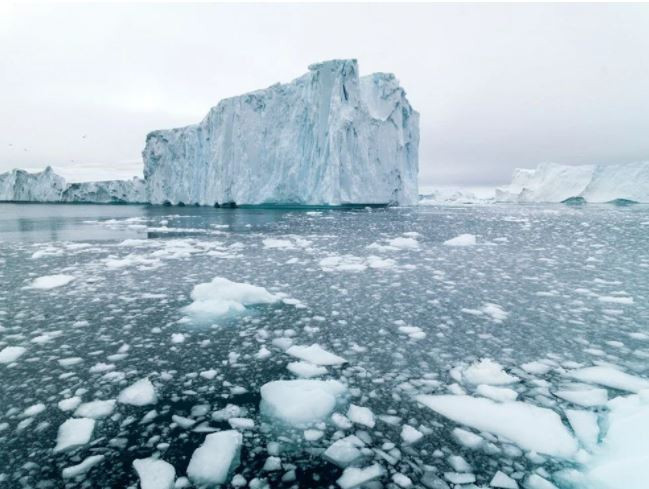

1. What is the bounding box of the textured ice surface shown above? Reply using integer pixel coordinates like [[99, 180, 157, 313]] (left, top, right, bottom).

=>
[[1, 203, 649, 488], [143, 59, 419, 206], [496, 161, 649, 203]]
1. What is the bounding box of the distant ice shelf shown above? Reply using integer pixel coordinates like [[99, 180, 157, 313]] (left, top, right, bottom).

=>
[[0, 166, 146, 204], [495, 161, 649, 203]]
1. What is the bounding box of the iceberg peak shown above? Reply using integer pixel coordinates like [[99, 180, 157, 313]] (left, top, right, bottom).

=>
[[143, 59, 419, 206]]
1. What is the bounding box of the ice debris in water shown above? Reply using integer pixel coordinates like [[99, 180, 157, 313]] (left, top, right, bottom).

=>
[[260, 379, 347, 426], [323, 435, 365, 467], [566, 366, 649, 393], [62, 454, 105, 479], [187, 430, 242, 486], [28, 274, 75, 289], [183, 276, 279, 319], [287, 361, 328, 378], [347, 404, 376, 428], [462, 359, 520, 385], [443, 234, 476, 246], [337, 464, 385, 489], [285, 344, 347, 365], [118, 378, 157, 406], [554, 388, 608, 407], [0, 346, 26, 364], [416, 394, 577, 458], [583, 390, 649, 489], [133, 458, 176, 489], [74, 399, 116, 419], [54, 418, 95, 452]]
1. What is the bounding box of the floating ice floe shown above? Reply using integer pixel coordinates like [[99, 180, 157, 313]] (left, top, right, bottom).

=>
[[0, 346, 26, 364], [462, 359, 520, 385], [565, 409, 599, 450], [476, 384, 518, 402], [583, 390, 649, 489], [319, 255, 397, 272], [554, 388, 608, 407], [443, 234, 476, 246], [118, 378, 157, 406], [28, 274, 75, 289], [566, 366, 649, 393], [260, 379, 347, 427], [400, 424, 424, 444], [187, 430, 242, 486], [133, 457, 176, 489], [62, 454, 105, 479], [287, 361, 328, 378], [323, 435, 365, 467], [54, 418, 96, 452], [74, 399, 116, 419], [347, 404, 376, 428], [490, 470, 519, 488], [416, 395, 578, 458], [337, 464, 385, 489], [183, 276, 279, 319], [286, 344, 347, 366]]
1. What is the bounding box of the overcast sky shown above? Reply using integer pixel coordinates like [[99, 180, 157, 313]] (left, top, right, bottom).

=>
[[1, 2, 649, 186]]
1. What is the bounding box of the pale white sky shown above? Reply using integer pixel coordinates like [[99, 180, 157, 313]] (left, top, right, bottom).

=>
[[1, 2, 649, 185]]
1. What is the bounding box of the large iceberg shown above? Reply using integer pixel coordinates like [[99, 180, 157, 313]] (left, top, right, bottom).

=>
[[143, 59, 419, 206], [0, 166, 146, 203], [495, 162, 649, 203]]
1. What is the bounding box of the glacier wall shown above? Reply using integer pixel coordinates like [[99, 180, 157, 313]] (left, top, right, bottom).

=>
[[143, 59, 419, 206], [495, 162, 649, 203], [0, 167, 146, 204]]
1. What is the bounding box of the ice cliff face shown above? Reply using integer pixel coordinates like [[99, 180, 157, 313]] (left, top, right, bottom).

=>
[[61, 178, 147, 203], [496, 162, 649, 203], [143, 59, 419, 206], [0, 167, 146, 203]]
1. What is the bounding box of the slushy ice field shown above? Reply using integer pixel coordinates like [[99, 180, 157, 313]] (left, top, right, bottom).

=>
[[1, 203, 648, 489]]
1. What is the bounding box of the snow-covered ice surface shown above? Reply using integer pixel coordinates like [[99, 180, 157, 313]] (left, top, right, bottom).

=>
[[1, 202, 649, 488]]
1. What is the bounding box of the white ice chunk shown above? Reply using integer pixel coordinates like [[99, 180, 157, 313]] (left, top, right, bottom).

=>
[[337, 464, 385, 489], [583, 391, 649, 489], [58, 396, 82, 412], [0, 346, 26, 364], [118, 378, 157, 406], [554, 388, 608, 407], [287, 361, 328, 378], [183, 277, 279, 318], [566, 366, 649, 393], [566, 409, 599, 450], [29, 274, 75, 289], [62, 454, 105, 479], [286, 344, 347, 366], [443, 234, 476, 246], [490, 470, 518, 488], [323, 435, 365, 467], [54, 418, 95, 452], [187, 430, 242, 486], [476, 384, 519, 402], [74, 400, 116, 419], [347, 404, 375, 428], [416, 395, 577, 458], [463, 359, 519, 385], [260, 379, 346, 426], [133, 457, 176, 489], [521, 362, 551, 375], [400, 424, 423, 444]]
